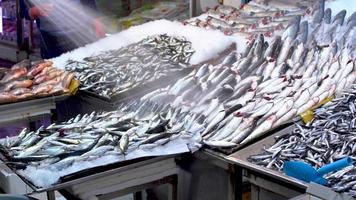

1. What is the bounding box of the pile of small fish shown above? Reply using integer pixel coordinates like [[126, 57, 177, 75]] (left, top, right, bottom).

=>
[[0, 60, 74, 104], [142, 34, 194, 63], [65, 34, 194, 98], [139, 1, 356, 148], [0, 99, 205, 185], [183, 1, 308, 39], [249, 85, 356, 197]]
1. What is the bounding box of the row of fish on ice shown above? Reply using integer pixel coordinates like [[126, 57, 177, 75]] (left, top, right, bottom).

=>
[[140, 0, 356, 148], [0, 99, 205, 186], [65, 34, 194, 99], [183, 0, 311, 39]]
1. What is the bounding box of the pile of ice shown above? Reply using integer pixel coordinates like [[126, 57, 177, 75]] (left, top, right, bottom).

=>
[[52, 19, 245, 68]]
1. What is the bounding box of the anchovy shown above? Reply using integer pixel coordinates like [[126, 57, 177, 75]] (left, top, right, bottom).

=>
[[249, 85, 356, 197], [65, 34, 194, 98]]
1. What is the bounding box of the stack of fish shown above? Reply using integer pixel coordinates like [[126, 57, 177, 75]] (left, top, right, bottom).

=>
[[183, 1, 308, 39], [0, 99, 205, 183], [65, 34, 194, 99], [249, 84, 356, 197], [139, 1, 356, 148], [142, 34, 194, 63], [0, 60, 74, 104]]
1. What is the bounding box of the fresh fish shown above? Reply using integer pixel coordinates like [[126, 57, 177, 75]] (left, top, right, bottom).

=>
[[264, 36, 281, 58], [66, 34, 194, 98], [282, 15, 301, 40], [241, 115, 277, 144], [277, 37, 294, 65], [323, 8, 331, 24], [119, 134, 129, 154], [203, 140, 236, 148], [273, 108, 297, 128], [296, 97, 319, 114], [311, 0, 325, 26], [210, 116, 243, 141], [294, 88, 311, 109], [228, 117, 257, 143], [202, 108, 226, 138], [249, 87, 356, 196]]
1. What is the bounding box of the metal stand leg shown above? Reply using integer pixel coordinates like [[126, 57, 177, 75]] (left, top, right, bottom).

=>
[[46, 191, 56, 200], [234, 166, 243, 200], [168, 175, 178, 200], [228, 165, 236, 200], [189, 0, 197, 17], [133, 191, 142, 200]]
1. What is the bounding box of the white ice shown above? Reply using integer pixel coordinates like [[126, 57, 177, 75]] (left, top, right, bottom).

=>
[[52, 19, 243, 68], [326, 0, 356, 18], [19, 131, 202, 188]]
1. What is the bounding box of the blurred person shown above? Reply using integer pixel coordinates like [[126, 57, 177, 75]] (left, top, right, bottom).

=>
[[20, 0, 105, 59]]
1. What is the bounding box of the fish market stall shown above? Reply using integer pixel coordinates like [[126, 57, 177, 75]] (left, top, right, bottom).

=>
[[57, 156, 179, 200], [52, 19, 241, 68], [249, 87, 356, 196], [24, 156, 180, 200], [227, 85, 356, 199], [0, 14, 243, 200], [195, 0, 355, 198], [65, 34, 195, 101], [0, 0, 355, 199], [226, 125, 308, 199], [50, 19, 241, 113], [183, 0, 310, 40], [0, 59, 76, 126], [124, 0, 356, 198], [138, 0, 356, 154], [0, 95, 206, 199]]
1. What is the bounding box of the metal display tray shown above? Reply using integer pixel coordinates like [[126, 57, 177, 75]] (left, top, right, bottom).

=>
[[226, 124, 309, 189], [78, 42, 238, 106], [0, 94, 70, 126], [0, 152, 178, 194], [0, 94, 69, 108]]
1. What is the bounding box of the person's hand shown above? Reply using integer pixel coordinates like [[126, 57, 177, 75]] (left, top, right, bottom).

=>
[[29, 4, 53, 19], [92, 18, 105, 39]]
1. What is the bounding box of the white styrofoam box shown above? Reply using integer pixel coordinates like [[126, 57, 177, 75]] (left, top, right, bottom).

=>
[[0, 162, 32, 194]]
